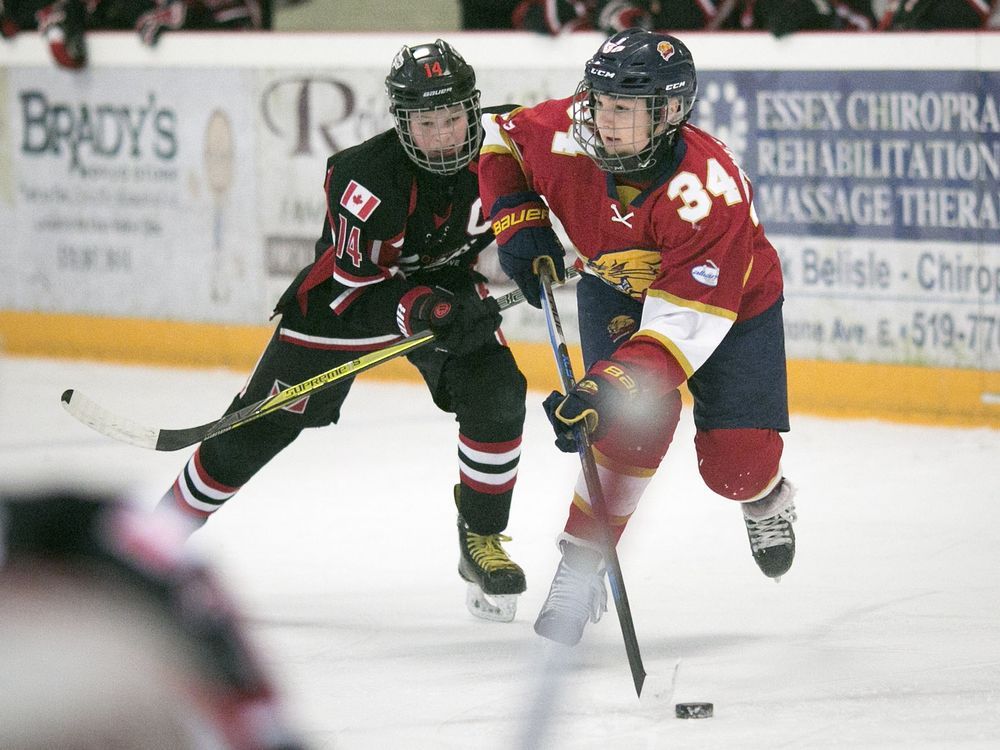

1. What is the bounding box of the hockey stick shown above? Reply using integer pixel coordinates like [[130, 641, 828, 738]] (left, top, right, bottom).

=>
[[62, 268, 580, 452], [535, 258, 647, 698]]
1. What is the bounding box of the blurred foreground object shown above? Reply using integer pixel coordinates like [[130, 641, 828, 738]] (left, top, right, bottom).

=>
[[0, 488, 305, 750]]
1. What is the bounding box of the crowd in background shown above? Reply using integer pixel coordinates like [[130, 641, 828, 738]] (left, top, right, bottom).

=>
[[460, 0, 1000, 34], [3, 1, 998, 71], [0, 0, 271, 68]]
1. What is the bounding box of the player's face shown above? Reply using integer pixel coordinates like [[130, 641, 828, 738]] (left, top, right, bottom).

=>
[[592, 94, 682, 156], [407, 105, 469, 158]]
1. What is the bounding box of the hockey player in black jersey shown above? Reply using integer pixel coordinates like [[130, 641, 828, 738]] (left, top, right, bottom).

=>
[[154, 40, 528, 622]]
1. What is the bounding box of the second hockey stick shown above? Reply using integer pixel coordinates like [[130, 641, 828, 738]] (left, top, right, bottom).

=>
[[62, 268, 580, 452], [535, 258, 647, 698]]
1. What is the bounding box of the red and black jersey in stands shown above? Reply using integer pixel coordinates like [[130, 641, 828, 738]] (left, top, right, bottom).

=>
[[479, 96, 783, 390]]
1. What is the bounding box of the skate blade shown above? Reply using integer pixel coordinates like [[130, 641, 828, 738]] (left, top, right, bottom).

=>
[[465, 583, 517, 623]]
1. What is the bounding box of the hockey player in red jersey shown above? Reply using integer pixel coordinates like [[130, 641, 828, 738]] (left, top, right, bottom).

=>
[[154, 40, 528, 623], [478, 28, 797, 645]]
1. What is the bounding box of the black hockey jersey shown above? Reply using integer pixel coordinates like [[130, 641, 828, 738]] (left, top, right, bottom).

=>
[[282, 110, 509, 347]]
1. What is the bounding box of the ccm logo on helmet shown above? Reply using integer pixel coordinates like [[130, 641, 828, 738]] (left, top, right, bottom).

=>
[[590, 67, 615, 78]]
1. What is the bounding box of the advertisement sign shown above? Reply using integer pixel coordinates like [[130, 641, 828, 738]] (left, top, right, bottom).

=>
[[1, 35, 996, 375], [2, 68, 263, 323], [696, 70, 1000, 370], [256, 68, 394, 304]]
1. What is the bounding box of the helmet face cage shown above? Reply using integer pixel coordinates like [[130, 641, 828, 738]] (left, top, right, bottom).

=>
[[386, 40, 483, 175], [572, 82, 690, 173], [392, 92, 482, 175], [572, 30, 697, 174]]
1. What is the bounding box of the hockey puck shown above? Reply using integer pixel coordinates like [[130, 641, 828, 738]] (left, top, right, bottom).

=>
[[675, 702, 713, 719]]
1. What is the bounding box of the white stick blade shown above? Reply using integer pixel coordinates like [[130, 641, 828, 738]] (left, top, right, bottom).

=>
[[638, 659, 681, 712], [61, 390, 159, 450]]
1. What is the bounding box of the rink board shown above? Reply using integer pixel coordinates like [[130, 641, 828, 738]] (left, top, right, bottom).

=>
[[1, 310, 997, 427], [1, 31, 998, 426]]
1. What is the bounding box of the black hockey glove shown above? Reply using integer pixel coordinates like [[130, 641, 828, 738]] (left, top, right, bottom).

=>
[[491, 192, 564, 308], [542, 360, 639, 452], [397, 286, 502, 357]]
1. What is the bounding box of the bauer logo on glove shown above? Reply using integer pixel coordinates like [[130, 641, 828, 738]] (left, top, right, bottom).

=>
[[490, 191, 565, 308], [491, 206, 549, 239], [542, 361, 640, 452]]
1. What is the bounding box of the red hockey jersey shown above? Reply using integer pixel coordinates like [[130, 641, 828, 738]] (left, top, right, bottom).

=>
[[479, 95, 784, 388]]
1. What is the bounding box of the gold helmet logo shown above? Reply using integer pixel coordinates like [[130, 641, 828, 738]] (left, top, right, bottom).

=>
[[657, 41, 675, 62]]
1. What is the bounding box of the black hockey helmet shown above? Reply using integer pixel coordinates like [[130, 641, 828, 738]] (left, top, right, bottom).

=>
[[572, 29, 698, 173], [385, 39, 482, 175]]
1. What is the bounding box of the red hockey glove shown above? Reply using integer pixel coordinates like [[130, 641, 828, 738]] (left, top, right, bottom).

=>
[[36, 0, 87, 69], [397, 286, 502, 357], [542, 360, 639, 452], [491, 192, 564, 308], [136, 0, 187, 47]]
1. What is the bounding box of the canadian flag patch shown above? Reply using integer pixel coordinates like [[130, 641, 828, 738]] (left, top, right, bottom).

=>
[[339, 180, 381, 222]]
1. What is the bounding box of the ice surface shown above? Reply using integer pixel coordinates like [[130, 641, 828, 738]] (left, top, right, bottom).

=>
[[2, 356, 998, 749]]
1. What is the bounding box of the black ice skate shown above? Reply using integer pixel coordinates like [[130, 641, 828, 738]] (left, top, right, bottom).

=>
[[742, 478, 797, 581], [457, 513, 526, 623], [534, 534, 608, 646]]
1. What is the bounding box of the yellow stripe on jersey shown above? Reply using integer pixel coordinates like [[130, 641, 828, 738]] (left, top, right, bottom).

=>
[[631, 330, 696, 378], [645, 288, 738, 322], [571, 492, 633, 525], [480, 112, 526, 173], [636, 290, 738, 374], [586, 249, 661, 301], [742, 255, 754, 288], [480, 112, 510, 150], [592, 446, 657, 477]]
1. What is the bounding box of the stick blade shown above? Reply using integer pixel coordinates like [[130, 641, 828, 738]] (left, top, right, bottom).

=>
[[61, 389, 161, 450], [153, 424, 215, 452], [638, 660, 681, 711]]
